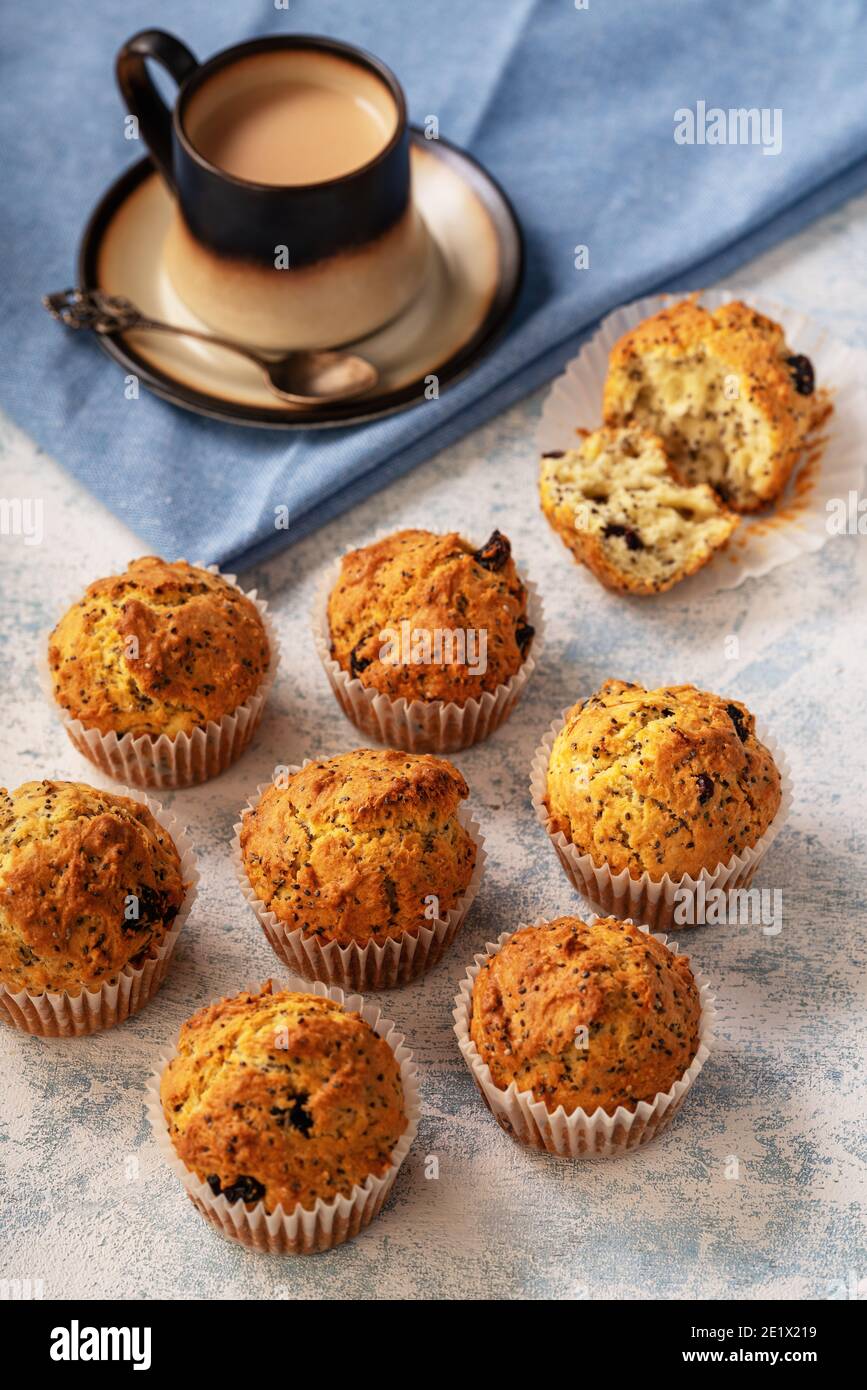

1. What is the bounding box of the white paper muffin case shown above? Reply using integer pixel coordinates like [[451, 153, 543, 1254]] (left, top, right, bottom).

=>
[[453, 917, 717, 1157], [146, 975, 420, 1255], [311, 546, 545, 754], [233, 776, 486, 989], [39, 563, 280, 789], [0, 790, 198, 1037], [529, 709, 792, 931]]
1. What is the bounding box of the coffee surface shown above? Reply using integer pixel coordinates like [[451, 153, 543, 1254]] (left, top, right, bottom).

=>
[[192, 80, 393, 185]]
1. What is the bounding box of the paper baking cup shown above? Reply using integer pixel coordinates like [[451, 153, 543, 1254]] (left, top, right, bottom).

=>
[[311, 546, 545, 753], [0, 789, 198, 1037], [233, 777, 486, 989], [530, 708, 792, 931], [454, 916, 716, 1156], [146, 975, 419, 1254], [538, 288, 867, 597], [39, 563, 280, 789]]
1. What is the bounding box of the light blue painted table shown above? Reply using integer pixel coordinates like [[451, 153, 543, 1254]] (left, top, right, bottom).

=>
[[0, 196, 865, 1301]]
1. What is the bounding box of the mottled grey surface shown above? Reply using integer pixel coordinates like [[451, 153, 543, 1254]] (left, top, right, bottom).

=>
[[1, 198, 866, 1301]]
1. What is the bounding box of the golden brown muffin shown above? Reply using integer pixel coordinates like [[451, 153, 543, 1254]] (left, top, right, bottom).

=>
[[470, 917, 701, 1115], [240, 748, 476, 945], [545, 680, 782, 880], [0, 780, 186, 994], [161, 983, 407, 1212], [327, 528, 534, 705], [540, 425, 738, 594], [602, 297, 830, 511], [48, 556, 270, 738]]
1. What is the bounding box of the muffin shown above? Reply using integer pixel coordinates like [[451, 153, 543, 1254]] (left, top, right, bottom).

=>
[[46, 556, 274, 787], [539, 425, 738, 594], [158, 982, 413, 1249], [470, 917, 701, 1114], [543, 680, 782, 883], [0, 780, 190, 1032], [316, 528, 541, 751], [238, 748, 480, 987], [602, 297, 829, 511]]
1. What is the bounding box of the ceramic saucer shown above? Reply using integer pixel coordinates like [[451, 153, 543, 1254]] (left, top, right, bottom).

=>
[[77, 131, 523, 428]]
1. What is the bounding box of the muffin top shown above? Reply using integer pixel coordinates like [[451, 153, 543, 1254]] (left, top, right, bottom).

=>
[[240, 747, 476, 945], [48, 556, 270, 738], [545, 679, 782, 881], [327, 528, 534, 705], [470, 916, 701, 1115], [161, 984, 407, 1212], [0, 780, 186, 994]]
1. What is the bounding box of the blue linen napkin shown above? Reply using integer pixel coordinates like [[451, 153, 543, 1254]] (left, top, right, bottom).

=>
[[3, 0, 867, 569]]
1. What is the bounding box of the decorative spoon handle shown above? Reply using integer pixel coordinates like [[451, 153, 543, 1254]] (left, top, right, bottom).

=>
[[44, 288, 150, 333], [42, 288, 269, 366]]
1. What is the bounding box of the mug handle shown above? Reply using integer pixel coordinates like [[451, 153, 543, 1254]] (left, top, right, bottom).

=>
[[116, 30, 199, 192]]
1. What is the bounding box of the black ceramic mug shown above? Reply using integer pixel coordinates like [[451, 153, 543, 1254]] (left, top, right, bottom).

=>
[[116, 30, 430, 348]]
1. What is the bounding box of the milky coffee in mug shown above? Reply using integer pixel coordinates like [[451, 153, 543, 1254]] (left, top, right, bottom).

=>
[[116, 32, 429, 349]]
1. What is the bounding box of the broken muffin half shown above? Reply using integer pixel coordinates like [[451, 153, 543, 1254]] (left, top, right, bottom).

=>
[[602, 297, 828, 512], [539, 425, 738, 594]]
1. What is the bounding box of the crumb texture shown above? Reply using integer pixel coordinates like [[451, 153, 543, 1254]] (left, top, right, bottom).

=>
[[545, 679, 782, 880], [327, 528, 534, 704], [161, 984, 407, 1212], [602, 297, 829, 511], [540, 425, 738, 593], [48, 556, 271, 737], [240, 747, 476, 944], [0, 779, 185, 994], [470, 916, 701, 1115]]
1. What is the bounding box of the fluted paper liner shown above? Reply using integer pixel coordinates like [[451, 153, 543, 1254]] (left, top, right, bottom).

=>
[[453, 916, 716, 1156], [146, 975, 419, 1254], [530, 708, 792, 931], [311, 540, 544, 753], [233, 773, 486, 989], [0, 789, 198, 1036], [39, 562, 280, 789], [537, 288, 866, 596]]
